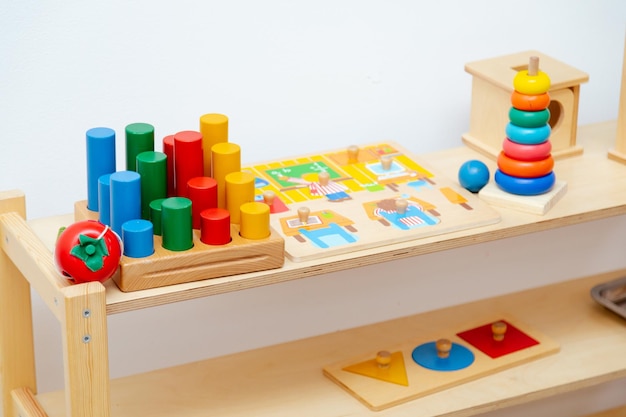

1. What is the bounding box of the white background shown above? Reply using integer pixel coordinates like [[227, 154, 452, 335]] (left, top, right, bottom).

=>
[[2, 1, 626, 416]]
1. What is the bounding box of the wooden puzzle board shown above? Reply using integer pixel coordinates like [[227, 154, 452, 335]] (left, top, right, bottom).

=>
[[323, 315, 560, 411], [243, 142, 501, 262]]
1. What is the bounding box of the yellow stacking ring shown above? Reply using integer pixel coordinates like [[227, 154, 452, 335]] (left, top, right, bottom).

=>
[[513, 70, 551, 95]]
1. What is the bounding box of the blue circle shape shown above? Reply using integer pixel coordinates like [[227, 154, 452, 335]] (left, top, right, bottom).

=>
[[458, 160, 490, 193], [505, 123, 551, 145], [412, 342, 475, 371], [495, 169, 555, 195]]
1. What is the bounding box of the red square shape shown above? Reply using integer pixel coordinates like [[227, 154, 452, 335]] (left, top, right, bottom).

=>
[[456, 320, 539, 359]]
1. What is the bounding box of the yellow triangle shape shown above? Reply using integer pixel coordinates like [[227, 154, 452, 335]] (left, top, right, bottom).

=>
[[342, 351, 409, 386]]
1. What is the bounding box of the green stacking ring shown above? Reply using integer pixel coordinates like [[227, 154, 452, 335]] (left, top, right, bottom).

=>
[[509, 107, 550, 128]]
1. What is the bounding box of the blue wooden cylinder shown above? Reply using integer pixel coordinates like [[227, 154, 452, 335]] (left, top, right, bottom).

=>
[[122, 219, 154, 258], [110, 171, 141, 236], [86, 127, 116, 211], [97, 173, 113, 226]]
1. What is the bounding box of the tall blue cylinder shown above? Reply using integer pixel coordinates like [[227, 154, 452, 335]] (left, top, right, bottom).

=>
[[110, 171, 141, 236], [97, 173, 112, 226], [86, 127, 116, 211]]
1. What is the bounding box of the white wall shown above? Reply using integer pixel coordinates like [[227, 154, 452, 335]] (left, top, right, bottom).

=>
[[2, 1, 626, 416]]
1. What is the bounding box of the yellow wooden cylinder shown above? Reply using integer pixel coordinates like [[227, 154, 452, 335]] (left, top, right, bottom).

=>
[[240, 202, 270, 240], [211, 142, 241, 209], [225, 171, 255, 224], [199, 113, 228, 177]]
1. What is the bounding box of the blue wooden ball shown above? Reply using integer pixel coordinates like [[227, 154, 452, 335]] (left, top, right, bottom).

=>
[[458, 160, 490, 193]]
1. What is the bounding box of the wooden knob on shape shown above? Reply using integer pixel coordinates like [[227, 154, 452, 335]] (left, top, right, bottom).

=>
[[318, 171, 330, 186], [347, 145, 360, 163], [297, 207, 310, 224], [492, 321, 508, 342], [262, 190, 276, 207], [376, 350, 392, 368], [381, 155, 393, 171], [436, 338, 452, 359], [395, 199, 408, 214]]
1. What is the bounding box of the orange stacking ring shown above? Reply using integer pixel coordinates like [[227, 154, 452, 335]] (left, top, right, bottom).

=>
[[497, 151, 554, 178], [510, 91, 550, 111]]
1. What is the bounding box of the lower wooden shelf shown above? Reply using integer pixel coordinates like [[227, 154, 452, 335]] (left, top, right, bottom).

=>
[[584, 406, 626, 417], [585, 407, 626, 417], [31, 268, 626, 417]]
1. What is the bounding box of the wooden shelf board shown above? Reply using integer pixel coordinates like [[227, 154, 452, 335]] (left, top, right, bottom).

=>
[[34, 268, 626, 417], [584, 405, 626, 417], [26, 121, 626, 315]]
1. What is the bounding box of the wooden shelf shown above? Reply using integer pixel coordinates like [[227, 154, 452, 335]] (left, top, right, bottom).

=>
[[584, 406, 626, 417], [25, 121, 626, 315], [3, 120, 626, 417], [32, 268, 626, 417]]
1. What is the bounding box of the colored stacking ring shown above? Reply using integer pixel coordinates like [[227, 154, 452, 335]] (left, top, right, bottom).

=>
[[510, 91, 550, 111], [508, 107, 550, 128], [497, 152, 554, 178], [495, 170, 555, 196], [502, 138, 552, 161], [513, 70, 551, 95], [505, 123, 551, 145]]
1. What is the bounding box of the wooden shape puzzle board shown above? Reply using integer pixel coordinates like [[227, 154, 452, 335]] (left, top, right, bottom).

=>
[[243, 142, 501, 262], [323, 315, 560, 411]]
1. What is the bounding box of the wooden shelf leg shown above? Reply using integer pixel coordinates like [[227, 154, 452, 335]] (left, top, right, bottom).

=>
[[60, 282, 111, 417], [0, 191, 37, 417]]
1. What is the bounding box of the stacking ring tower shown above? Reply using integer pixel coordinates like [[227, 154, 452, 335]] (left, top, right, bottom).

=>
[[495, 56, 555, 196]]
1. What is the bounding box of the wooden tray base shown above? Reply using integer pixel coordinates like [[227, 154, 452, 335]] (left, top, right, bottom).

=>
[[479, 180, 568, 215]]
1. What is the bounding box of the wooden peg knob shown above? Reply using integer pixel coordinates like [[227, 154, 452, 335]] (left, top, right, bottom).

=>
[[263, 190, 276, 207], [436, 338, 452, 359], [297, 207, 310, 224], [528, 56, 540, 76], [318, 171, 330, 186], [347, 145, 360, 163], [381, 155, 393, 170], [376, 350, 392, 368], [395, 198, 408, 214], [492, 321, 508, 342]]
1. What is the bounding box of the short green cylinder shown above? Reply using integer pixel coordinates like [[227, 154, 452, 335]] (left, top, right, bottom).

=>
[[161, 197, 193, 251], [149, 198, 166, 236]]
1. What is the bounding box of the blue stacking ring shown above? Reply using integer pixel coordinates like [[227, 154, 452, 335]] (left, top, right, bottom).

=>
[[495, 169, 555, 196], [505, 123, 551, 145]]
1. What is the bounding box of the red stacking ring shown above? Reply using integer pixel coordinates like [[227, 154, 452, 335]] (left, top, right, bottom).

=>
[[502, 138, 552, 161]]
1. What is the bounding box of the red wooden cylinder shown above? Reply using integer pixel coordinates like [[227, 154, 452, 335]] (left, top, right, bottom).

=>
[[162, 135, 176, 197], [174, 131, 204, 198], [200, 208, 231, 245], [188, 176, 218, 229]]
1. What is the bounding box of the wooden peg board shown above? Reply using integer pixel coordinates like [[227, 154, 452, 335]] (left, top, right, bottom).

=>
[[74, 201, 285, 292], [323, 315, 560, 411], [243, 142, 501, 262]]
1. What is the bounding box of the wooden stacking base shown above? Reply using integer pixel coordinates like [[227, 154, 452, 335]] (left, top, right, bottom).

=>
[[323, 315, 560, 411], [478, 180, 568, 215], [74, 201, 285, 292]]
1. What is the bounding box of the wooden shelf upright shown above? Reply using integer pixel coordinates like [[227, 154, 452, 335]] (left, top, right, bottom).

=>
[[2, 121, 626, 417]]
